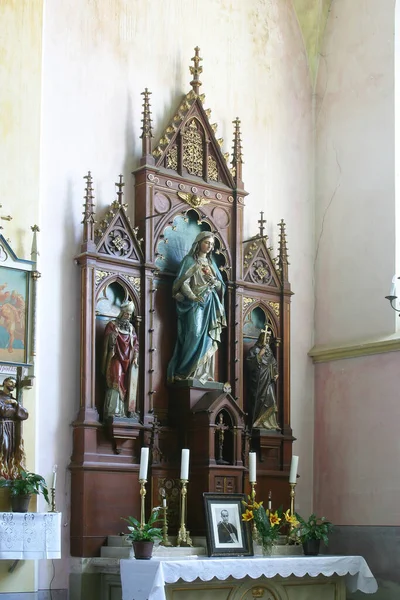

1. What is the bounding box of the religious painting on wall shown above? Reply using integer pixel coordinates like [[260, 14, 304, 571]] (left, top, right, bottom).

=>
[[0, 265, 30, 366], [203, 492, 253, 557]]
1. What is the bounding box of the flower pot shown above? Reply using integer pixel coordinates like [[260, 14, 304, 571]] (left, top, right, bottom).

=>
[[132, 541, 154, 560], [11, 494, 31, 513], [302, 539, 320, 556]]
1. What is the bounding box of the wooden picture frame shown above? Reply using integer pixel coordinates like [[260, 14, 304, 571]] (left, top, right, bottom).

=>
[[203, 492, 253, 557], [0, 237, 36, 369]]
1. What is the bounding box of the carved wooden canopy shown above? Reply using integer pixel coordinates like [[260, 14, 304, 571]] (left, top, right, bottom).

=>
[[70, 48, 294, 557]]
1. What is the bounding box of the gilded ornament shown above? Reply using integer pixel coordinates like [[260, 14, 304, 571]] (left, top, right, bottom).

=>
[[95, 270, 111, 287], [127, 276, 141, 297], [182, 120, 203, 177], [268, 302, 280, 317], [177, 191, 210, 209], [207, 156, 218, 181], [243, 297, 256, 308], [166, 146, 178, 170]]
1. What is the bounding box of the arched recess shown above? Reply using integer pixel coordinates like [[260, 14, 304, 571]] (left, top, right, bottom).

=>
[[242, 303, 282, 428], [94, 277, 141, 421], [154, 207, 231, 277]]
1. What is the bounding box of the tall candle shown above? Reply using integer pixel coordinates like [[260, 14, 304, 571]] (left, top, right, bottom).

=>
[[139, 447, 149, 480], [289, 455, 299, 484], [52, 464, 58, 489], [180, 449, 190, 480], [390, 276, 397, 297], [249, 452, 257, 483]]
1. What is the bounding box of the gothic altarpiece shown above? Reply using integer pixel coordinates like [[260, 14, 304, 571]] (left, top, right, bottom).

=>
[[70, 49, 295, 557]]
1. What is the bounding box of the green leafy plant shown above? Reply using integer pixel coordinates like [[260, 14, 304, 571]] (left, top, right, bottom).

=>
[[242, 498, 298, 549], [123, 507, 163, 542], [292, 513, 333, 546], [0, 469, 49, 504]]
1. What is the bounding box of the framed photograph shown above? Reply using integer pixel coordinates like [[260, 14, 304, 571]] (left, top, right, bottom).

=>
[[203, 492, 253, 557]]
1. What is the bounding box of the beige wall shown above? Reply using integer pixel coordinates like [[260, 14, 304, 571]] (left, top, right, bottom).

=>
[[314, 0, 396, 526], [0, 0, 43, 593]]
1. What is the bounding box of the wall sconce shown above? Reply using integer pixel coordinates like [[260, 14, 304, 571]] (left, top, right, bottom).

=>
[[385, 276, 400, 313]]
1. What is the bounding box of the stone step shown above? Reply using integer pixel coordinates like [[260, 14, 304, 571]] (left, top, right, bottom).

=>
[[107, 535, 131, 547], [101, 546, 133, 558]]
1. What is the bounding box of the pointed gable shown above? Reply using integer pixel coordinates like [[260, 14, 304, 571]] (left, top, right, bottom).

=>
[[95, 204, 143, 263], [151, 49, 235, 189], [243, 236, 281, 289]]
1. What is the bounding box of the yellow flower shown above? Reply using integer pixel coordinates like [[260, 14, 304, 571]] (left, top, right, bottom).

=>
[[253, 500, 263, 510], [284, 509, 299, 527], [269, 511, 281, 526], [242, 509, 254, 522]]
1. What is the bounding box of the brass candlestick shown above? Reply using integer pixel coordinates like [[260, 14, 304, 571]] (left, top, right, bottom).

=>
[[177, 479, 192, 547], [289, 482, 297, 524], [250, 481, 257, 503], [250, 481, 257, 535], [139, 479, 147, 528], [160, 502, 173, 547], [49, 487, 56, 512]]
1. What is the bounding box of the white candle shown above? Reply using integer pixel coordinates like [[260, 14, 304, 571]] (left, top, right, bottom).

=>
[[249, 452, 257, 483], [139, 447, 149, 480], [268, 491, 272, 510], [390, 276, 397, 297], [289, 455, 299, 484], [162, 498, 167, 508], [180, 449, 190, 480], [52, 464, 58, 489]]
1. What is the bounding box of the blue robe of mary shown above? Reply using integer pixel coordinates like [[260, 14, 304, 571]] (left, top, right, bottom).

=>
[[167, 246, 226, 384]]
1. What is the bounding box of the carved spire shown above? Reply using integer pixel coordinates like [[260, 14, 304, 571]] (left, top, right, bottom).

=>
[[189, 46, 203, 95], [231, 117, 244, 187], [115, 174, 125, 206], [278, 219, 289, 282], [140, 88, 153, 160], [81, 171, 96, 250], [258, 212, 267, 238]]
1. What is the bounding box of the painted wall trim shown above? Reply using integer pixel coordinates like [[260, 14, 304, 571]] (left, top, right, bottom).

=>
[[309, 334, 400, 363]]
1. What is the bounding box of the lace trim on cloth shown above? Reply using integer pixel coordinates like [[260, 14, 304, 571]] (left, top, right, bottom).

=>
[[0, 512, 62, 559], [120, 555, 378, 600]]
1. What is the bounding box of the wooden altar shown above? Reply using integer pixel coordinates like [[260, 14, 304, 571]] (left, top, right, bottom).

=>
[[70, 48, 295, 557]]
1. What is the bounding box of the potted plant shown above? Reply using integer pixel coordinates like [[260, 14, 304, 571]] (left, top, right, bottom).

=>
[[292, 513, 333, 555], [0, 468, 50, 512], [123, 506, 163, 559]]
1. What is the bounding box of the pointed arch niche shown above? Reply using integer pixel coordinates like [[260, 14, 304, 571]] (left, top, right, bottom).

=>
[[70, 50, 294, 557]]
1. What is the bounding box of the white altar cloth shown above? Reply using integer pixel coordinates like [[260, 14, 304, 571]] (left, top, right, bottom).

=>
[[120, 555, 378, 600], [0, 512, 62, 559]]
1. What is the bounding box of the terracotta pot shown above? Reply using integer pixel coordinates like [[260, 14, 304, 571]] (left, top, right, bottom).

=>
[[11, 494, 31, 513], [132, 541, 154, 560], [302, 539, 320, 556]]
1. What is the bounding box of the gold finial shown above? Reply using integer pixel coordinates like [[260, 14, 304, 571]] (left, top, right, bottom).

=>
[[189, 46, 203, 95]]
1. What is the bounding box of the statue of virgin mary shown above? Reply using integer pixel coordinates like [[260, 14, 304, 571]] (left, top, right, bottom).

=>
[[167, 231, 226, 384]]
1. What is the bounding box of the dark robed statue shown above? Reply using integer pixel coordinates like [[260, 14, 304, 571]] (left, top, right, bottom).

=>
[[167, 232, 226, 384], [246, 327, 280, 430]]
